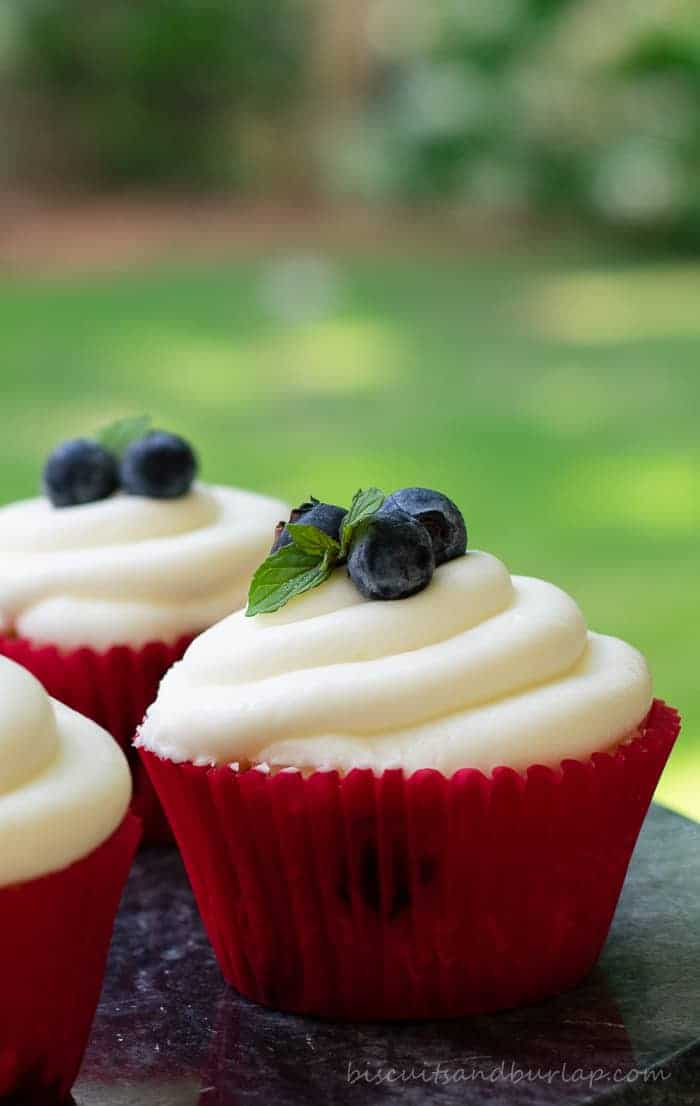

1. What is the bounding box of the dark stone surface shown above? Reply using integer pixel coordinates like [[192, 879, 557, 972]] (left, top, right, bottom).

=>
[[73, 805, 700, 1106]]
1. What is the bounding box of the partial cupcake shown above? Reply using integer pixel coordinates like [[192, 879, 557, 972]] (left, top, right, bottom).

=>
[[0, 655, 139, 1101], [0, 417, 288, 839], [137, 487, 680, 1019]]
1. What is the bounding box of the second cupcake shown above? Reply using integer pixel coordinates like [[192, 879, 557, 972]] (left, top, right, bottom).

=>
[[0, 418, 287, 839]]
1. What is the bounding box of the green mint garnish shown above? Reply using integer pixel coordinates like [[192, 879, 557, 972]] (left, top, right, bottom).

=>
[[94, 415, 151, 458], [246, 487, 385, 616], [339, 487, 385, 557], [286, 522, 340, 557], [246, 543, 335, 616]]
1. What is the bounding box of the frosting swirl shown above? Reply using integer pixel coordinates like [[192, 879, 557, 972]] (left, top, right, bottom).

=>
[[0, 656, 131, 885], [137, 550, 652, 774], [0, 483, 288, 649]]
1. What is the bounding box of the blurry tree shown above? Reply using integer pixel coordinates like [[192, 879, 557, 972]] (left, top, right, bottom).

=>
[[0, 0, 699, 241], [327, 0, 700, 242], [2, 0, 306, 190]]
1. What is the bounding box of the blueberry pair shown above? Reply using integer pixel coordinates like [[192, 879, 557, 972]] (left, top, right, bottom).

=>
[[44, 431, 197, 507]]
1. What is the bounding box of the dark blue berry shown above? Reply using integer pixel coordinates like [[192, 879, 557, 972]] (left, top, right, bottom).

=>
[[383, 487, 466, 565], [347, 506, 434, 600], [120, 431, 197, 499], [43, 438, 119, 508], [271, 498, 315, 551], [272, 500, 347, 554]]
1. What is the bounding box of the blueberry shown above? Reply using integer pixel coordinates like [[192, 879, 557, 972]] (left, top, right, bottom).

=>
[[271, 498, 315, 551], [272, 500, 347, 554], [383, 487, 466, 565], [347, 506, 434, 600], [120, 431, 197, 499], [43, 438, 119, 507]]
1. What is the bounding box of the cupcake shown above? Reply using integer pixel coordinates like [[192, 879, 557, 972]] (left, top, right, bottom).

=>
[[0, 418, 287, 839], [137, 487, 680, 1019], [0, 655, 139, 1101]]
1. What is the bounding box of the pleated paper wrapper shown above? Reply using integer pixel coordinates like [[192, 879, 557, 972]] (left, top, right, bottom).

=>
[[0, 813, 141, 1102], [141, 699, 679, 1020]]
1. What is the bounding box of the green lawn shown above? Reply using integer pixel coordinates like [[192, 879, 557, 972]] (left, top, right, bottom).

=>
[[1, 247, 697, 817]]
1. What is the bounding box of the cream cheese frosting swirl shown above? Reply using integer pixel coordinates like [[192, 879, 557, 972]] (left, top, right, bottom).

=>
[[0, 656, 131, 885], [0, 483, 288, 649], [137, 550, 653, 774]]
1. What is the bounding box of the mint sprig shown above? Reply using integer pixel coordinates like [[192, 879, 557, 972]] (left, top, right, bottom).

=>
[[246, 543, 335, 616], [95, 415, 151, 458], [286, 522, 340, 557], [339, 487, 385, 557], [246, 487, 385, 616]]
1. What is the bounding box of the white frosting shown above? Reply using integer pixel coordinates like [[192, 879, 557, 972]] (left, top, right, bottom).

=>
[[0, 483, 288, 648], [0, 656, 131, 885], [137, 550, 653, 774]]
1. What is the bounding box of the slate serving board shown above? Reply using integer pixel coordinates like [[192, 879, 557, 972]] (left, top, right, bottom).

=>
[[73, 804, 700, 1106]]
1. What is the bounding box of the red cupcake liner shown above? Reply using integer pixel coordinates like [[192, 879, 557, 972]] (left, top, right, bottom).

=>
[[140, 699, 680, 1020], [0, 634, 193, 841], [0, 812, 140, 1102]]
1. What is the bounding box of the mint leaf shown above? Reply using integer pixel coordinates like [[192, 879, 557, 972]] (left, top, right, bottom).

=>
[[340, 487, 385, 556], [246, 545, 334, 616], [247, 487, 385, 616], [95, 415, 151, 458], [286, 522, 340, 557]]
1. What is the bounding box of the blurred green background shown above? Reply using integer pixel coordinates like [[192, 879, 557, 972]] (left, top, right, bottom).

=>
[[0, 0, 697, 817]]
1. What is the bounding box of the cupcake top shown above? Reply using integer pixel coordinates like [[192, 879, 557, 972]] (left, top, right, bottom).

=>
[[137, 488, 652, 775], [0, 656, 131, 886], [0, 419, 288, 649]]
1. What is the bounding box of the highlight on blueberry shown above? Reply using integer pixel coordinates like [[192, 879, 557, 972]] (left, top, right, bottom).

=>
[[383, 487, 466, 565], [272, 499, 347, 554], [43, 438, 119, 508], [120, 431, 197, 499], [347, 505, 435, 600]]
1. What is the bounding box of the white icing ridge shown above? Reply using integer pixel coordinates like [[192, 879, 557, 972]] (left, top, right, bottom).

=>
[[0, 657, 131, 885], [136, 550, 653, 774], [0, 483, 288, 648]]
